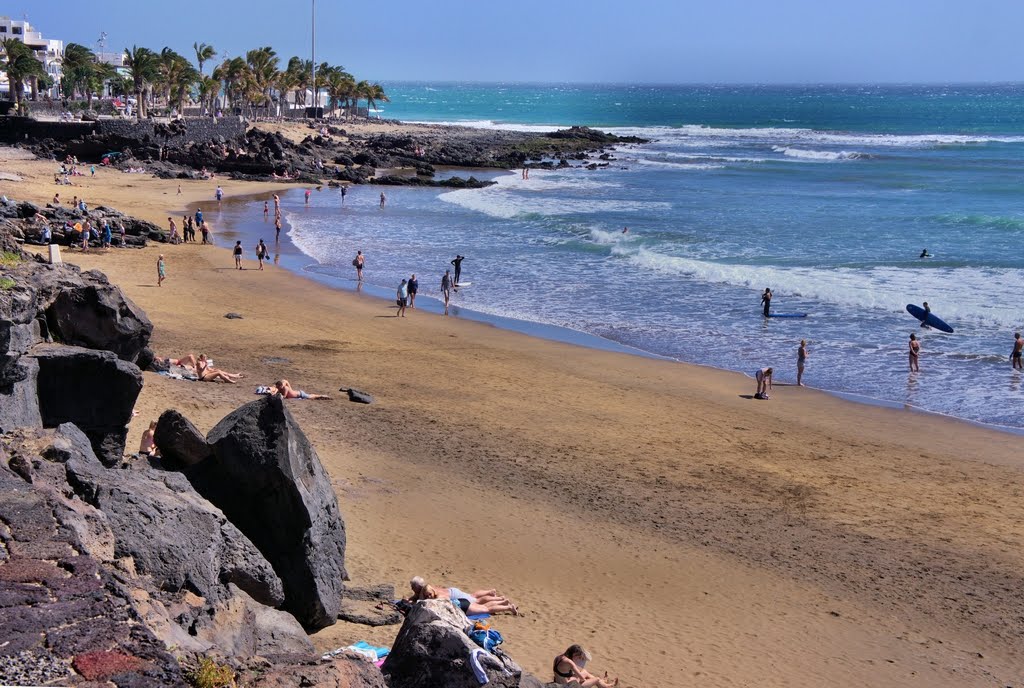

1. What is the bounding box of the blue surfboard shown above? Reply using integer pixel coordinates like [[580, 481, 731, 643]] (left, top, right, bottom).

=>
[[767, 313, 808, 318], [906, 304, 954, 333]]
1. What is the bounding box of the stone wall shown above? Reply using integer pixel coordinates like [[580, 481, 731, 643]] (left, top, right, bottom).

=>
[[0, 117, 247, 148]]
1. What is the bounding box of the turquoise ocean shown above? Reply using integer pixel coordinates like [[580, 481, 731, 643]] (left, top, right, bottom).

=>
[[275, 84, 1024, 429]]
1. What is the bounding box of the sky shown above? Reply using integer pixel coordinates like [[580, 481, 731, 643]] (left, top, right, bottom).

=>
[[15, 0, 1024, 84]]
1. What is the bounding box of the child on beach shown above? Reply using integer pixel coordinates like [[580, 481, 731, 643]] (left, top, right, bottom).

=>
[[157, 254, 166, 287], [754, 367, 773, 399], [233, 241, 243, 270], [909, 333, 920, 371]]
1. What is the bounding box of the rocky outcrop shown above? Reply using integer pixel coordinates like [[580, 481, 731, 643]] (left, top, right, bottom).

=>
[[181, 395, 347, 631], [64, 459, 285, 608], [382, 599, 528, 688], [0, 464, 187, 687], [153, 409, 212, 467], [32, 344, 142, 466], [237, 654, 389, 688], [191, 584, 313, 656]]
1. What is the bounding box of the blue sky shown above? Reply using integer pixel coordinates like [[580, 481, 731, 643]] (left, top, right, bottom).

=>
[[19, 0, 1024, 84]]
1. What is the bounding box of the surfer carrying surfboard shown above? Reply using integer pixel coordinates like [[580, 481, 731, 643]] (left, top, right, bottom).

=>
[[761, 288, 772, 317], [920, 302, 931, 328]]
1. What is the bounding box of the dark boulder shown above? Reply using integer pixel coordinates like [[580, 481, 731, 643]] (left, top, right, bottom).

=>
[[340, 388, 374, 404], [382, 599, 525, 688], [182, 395, 347, 631], [0, 357, 41, 433], [31, 344, 142, 466], [64, 459, 285, 609], [191, 584, 313, 657], [237, 654, 388, 688], [40, 269, 152, 363], [154, 409, 212, 468]]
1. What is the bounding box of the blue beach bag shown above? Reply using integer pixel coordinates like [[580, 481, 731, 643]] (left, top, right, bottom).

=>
[[468, 628, 504, 653]]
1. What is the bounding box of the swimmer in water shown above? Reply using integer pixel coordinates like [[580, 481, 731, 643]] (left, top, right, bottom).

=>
[[920, 249, 931, 258]]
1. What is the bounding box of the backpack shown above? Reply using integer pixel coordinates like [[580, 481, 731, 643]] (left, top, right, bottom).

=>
[[468, 628, 503, 653]]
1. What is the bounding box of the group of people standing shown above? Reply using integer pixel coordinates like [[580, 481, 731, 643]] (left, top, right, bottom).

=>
[[378, 255, 465, 317]]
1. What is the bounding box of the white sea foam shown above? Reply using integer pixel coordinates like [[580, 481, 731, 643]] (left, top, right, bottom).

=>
[[632, 158, 725, 170], [588, 227, 635, 245], [611, 246, 1024, 328], [439, 184, 672, 220], [772, 146, 862, 161]]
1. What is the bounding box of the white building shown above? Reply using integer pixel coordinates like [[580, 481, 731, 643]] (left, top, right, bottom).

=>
[[0, 16, 63, 99]]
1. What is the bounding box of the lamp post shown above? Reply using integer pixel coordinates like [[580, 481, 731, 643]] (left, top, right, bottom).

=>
[[310, 0, 316, 116]]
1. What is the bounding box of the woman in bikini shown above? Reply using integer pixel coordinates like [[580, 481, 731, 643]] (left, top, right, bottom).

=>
[[196, 354, 244, 383], [552, 645, 618, 687], [407, 577, 519, 616]]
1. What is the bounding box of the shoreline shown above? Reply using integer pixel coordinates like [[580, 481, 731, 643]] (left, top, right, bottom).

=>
[[216, 186, 1024, 439], [5, 141, 1024, 687]]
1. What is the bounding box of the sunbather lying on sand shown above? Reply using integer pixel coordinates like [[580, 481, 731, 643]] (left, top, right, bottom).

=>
[[160, 353, 197, 370], [269, 379, 331, 400], [407, 576, 519, 616], [196, 354, 243, 383], [553, 645, 618, 687]]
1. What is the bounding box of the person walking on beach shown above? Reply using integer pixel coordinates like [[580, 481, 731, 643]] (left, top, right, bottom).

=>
[[797, 340, 808, 386], [200, 221, 210, 244], [761, 288, 772, 317], [102, 221, 111, 250], [256, 239, 268, 270], [451, 255, 465, 286], [215, 185, 224, 202], [157, 254, 166, 287], [352, 251, 365, 281], [379, 192, 387, 208], [407, 274, 419, 308], [1012, 332, 1023, 370], [441, 269, 453, 315], [273, 193, 280, 215], [754, 367, 773, 399], [396, 279, 408, 317], [909, 333, 920, 372], [195, 208, 204, 226], [263, 201, 269, 218], [233, 241, 243, 270], [304, 189, 311, 205]]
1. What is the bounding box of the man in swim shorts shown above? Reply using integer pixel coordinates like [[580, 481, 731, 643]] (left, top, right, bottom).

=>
[[761, 288, 772, 317], [1013, 332, 1023, 370]]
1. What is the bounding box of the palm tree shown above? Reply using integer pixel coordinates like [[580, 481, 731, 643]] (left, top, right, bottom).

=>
[[324, 68, 356, 118], [60, 43, 96, 99], [213, 56, 247, 113], [245, 46, 279, 116], [123, 45, 158, 117], [197, 75, 220, 115], [368, 83, 389, 119], [1, 38, 46, 104], [193, 42, 216, 75]]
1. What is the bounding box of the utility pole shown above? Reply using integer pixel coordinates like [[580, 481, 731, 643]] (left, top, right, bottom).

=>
[[310, 0, 316, 116]]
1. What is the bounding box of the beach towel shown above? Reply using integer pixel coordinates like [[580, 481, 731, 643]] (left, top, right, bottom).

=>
[[321, 642, 390, 662], [255, 385, 273, 395], [467, 613, 491, 621]]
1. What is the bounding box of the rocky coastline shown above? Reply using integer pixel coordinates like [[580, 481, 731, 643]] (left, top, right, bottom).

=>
[[0, 205, 556, 687], [1, 116, 648, 189]]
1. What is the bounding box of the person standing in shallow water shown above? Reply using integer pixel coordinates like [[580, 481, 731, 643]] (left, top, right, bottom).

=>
[[451, 255, 465, 285], [354, 251, 364, 281], [909, 333, 920, 372], [407, 274, 419, 308], [1012, 332, 1023, 370], [761, 288, 772, 317], [797, 339, 808, 386], [441, 269, 452, 315], [379, 192, 386, 208]]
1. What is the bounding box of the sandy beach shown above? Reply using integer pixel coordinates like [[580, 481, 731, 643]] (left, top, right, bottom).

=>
[[4, 142, 1024, 687]]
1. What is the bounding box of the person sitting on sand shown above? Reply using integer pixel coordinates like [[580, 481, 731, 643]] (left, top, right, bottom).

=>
[[139, 421, 160, 458], [270, 379, 331, 400], [552, 645, 618, 687], [196, 354, 244, 383], [407, 576, 519, 616]]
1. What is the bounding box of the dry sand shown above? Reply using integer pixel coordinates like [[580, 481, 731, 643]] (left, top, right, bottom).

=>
[[4, 146, 1024, 687]]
